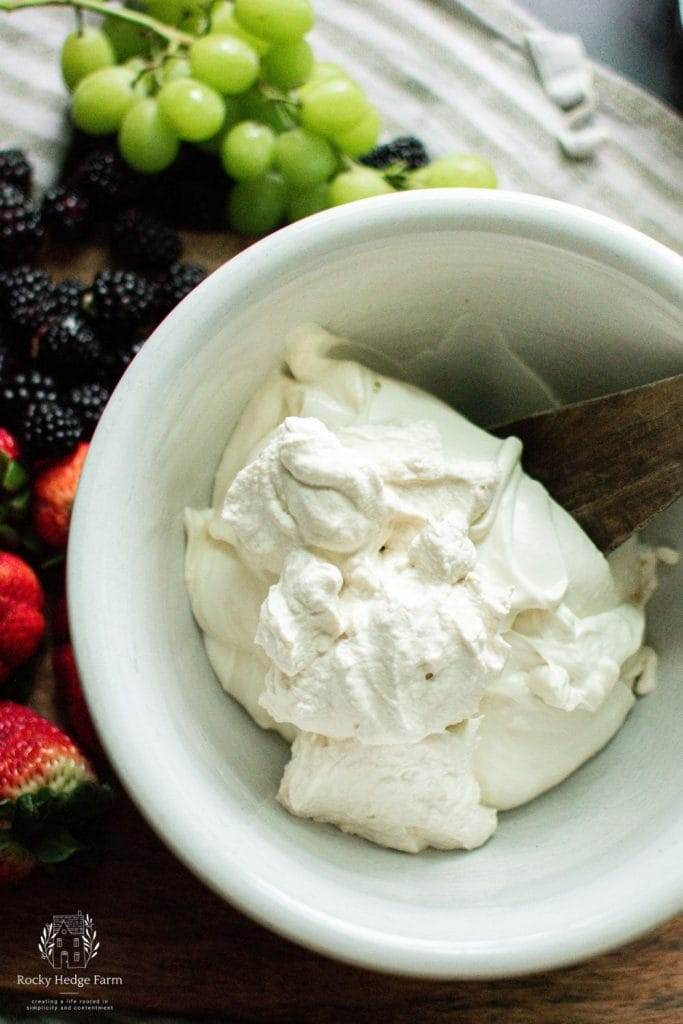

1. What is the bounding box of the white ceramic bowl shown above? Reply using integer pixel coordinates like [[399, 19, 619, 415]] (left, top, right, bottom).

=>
[[69, 190, 683, 979]]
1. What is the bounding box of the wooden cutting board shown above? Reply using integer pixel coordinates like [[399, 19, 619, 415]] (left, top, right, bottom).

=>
[[0, 231, 680, 1021]]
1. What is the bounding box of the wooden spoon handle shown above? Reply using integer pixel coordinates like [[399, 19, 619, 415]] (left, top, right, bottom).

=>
[[492, 374, 683, 552]]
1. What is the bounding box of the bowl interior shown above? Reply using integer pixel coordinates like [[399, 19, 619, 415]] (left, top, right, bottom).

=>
[[70, 192, 683, 976]]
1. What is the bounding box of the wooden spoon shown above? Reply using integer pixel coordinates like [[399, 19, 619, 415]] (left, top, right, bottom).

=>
[[492, 374, 683, 552]]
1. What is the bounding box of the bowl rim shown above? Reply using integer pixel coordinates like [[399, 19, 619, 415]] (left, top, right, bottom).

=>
[[69, 189, 683, 979]]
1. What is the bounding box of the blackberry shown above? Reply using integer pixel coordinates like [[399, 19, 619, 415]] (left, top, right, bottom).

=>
[[0, 264, 51, 306], [22, 400, 83, 458], [50, 278, 86, 318], [0, 266, 53, 337], [0, 338, 14, 382], [118, 336, 144, 371], [0, 149, 32, 195], [0, 324, 27, 380], [86, 269, 158, 330], [152, 147, 227, 230], [68, 380, 110, 436], [0, 329, 26, 365], [103, 336, 145, 387], [158, 262, 206, 314], [2, 368, 60, 425], [111, 208, 182, 271], [70, 147, 142, 215], [360, 136, 429, 170], [41, 185, 91, 241], [59, 130, 106, 182], [0, 314, 17, 365], [0, 184, 44, 266], [36, 314, 105, 382]]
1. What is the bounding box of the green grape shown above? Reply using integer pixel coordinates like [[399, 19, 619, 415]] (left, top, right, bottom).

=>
[[199, 93, 242, 149], [234, 0, 313, 42], [410, 154, 497, 189], [261, 39, 313, 90], [71, 66, 139, 135], [328, 167, 394, 206], [239, 86, 294, 132], [125, 58, 159, 97], [190, 34, 259, 94], [309, 61, 350, 84], [285, 182, 328, 221], [221, 120, 276, 179], [274, 127, 336, 187], [61, 28, 115, 91], [157, 78, 226, 141], [161, 55, 192, 82], [122, 58, 152, 95], [299, 78, 368, 135], [124, 57, 147, 74], [103, 17, 150, 61], [118, 97, 179, 173], [209, 1, 270, 55], [144, 0, 184, 25], [333, 107, 381, 157], [179, 9, 209, 34], [228, 170, 287, 234]]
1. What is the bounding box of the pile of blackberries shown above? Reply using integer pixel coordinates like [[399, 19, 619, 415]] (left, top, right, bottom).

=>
[[0, 142, 207, 459]]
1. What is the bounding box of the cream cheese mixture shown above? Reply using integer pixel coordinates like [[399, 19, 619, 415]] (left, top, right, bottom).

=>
[[184, 325, 661, 853]]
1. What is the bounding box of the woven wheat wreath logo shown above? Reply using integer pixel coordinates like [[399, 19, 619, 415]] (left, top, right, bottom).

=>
[[38, 911, 99, 970]]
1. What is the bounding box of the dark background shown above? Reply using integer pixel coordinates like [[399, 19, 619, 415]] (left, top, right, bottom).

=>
[[523, 0, 682, 109]]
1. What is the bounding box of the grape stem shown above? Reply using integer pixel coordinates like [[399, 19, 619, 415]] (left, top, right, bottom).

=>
[[0, 0, 195, 45], [131, 52, 174, 91], [259, 83, 298, 111]]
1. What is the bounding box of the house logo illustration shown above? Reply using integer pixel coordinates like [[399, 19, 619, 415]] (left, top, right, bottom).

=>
[[38, 912, 99, 970]]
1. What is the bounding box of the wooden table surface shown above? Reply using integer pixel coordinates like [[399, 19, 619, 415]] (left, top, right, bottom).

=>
[[1, 774, 681, 1022], [1, 233, 681, 1021]]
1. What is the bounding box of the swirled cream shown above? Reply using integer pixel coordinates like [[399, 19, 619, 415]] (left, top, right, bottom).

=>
[[184, 325, 662, 853]]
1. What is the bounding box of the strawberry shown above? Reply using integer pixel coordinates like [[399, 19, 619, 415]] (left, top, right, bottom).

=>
[[0, 428, 32, 551], [0, 428, 21, 462], [32, 442, 88, 549], [0, 701, 112, 884], [53, 644, 103, 760], [0, 552, 45, 685]]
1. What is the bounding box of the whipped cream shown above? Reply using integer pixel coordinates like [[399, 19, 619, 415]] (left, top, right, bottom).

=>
[[280, 723, 497, 853], [185, 325, 660, 853]]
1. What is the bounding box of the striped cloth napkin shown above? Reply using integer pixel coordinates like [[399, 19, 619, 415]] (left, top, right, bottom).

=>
[[0, 0, 681, 251]]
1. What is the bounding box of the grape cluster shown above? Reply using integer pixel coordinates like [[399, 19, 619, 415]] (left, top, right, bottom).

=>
[[59, 0, 498, 236]]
